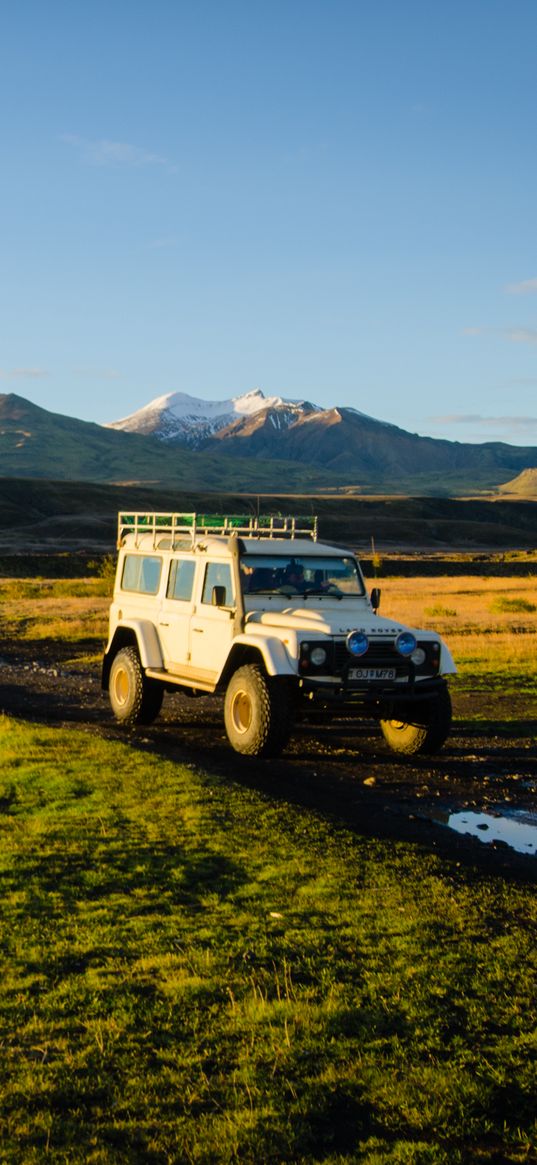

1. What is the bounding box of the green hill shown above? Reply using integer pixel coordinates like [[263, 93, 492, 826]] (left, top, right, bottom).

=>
[[0, 393, 337, 492]]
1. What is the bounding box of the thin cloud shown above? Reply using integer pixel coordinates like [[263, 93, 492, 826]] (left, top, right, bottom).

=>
[[149, 235, 179, 250], [0, 367, 48, 380], [463, 326, 537, 345], [430, 413, 537, 429], [506, 277, 537, 295], [62, 134, 177, 173], [72, 367, 124, 381], [504, 328, 537, 345]]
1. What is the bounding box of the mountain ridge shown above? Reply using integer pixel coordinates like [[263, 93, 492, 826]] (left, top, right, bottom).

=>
[[107, 387, 392, 449]]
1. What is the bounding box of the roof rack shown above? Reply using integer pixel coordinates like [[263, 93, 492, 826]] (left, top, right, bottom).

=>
[[117, 512, 318, 547]]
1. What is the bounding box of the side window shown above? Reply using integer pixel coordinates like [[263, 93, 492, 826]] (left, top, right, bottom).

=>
[[167, 558, 196, 601], [201, 562, 233, 606], [121, 554, 162, 595]]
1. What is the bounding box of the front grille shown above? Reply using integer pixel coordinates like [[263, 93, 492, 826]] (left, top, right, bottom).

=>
[[333, 638, 439, 679], [334, 640, 402, 670]]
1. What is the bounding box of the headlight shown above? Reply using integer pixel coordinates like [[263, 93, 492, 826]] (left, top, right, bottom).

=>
[[395, 631, 417, 657], [347, 630, 369, 657], [410, 647, 426, 665], [310, 646, 327, 666]]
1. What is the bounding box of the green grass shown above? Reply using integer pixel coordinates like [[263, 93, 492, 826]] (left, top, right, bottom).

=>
[[0, 717, 536, 1164], [446, 632, 537, 697], [0, 577, 111, 601]]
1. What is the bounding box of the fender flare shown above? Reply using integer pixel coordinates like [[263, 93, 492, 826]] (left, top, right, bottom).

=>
[[439, 637, 457, 675], [102, 620, 164, 686], [219, 633, 295, 682]]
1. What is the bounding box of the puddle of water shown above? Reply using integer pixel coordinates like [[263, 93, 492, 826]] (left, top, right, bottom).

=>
[[444, 809, 537, 855]]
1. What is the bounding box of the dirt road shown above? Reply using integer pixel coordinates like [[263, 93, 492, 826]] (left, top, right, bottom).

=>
[[2, 636, 536, 881]]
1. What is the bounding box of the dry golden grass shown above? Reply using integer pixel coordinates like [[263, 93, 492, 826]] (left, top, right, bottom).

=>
[[0, 579, 109, 648], [380, 572, 537, 629], [379, 573, 537, 684], [1, 571, 537, 685]]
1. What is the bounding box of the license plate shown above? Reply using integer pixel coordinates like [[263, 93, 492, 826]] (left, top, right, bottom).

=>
[[348, 667, 396, 680]]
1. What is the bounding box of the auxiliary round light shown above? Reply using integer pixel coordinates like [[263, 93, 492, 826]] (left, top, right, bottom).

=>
[[310, 646, 327, 666], [347, 630, 369, 657], [410, 647, 426, 666], [395, 631, 417, 657]]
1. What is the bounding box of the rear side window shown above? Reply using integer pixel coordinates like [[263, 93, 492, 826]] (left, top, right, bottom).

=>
[[167, 558, 196, 601], [121, 554, 162, 595]]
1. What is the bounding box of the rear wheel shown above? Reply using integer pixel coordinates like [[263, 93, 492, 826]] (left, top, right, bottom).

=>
[[380, 684, 452, 756], [109, 646, 163, 726], [224, 665, 292, 757]]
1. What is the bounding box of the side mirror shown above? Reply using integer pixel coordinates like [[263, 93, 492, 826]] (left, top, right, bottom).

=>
[[370, 586, 381, 612], [211, 585, 227, 607]]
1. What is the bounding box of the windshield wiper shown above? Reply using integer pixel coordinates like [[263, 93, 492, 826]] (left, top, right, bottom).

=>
[[303, 586, 343, 599]]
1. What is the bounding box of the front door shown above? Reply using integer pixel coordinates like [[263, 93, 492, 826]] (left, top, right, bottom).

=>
[[189, 560, 235, 679]]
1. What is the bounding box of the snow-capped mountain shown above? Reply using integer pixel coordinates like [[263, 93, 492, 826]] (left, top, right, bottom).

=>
[[107, 388, 321, 447], [101, 384, 537, 492], [2, 390, 537, 494]]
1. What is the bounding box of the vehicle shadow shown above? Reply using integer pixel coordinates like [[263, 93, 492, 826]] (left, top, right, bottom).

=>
[[0, 675, 105, 724], [124, 706, 537, 885], [2, 671, 536, 882]]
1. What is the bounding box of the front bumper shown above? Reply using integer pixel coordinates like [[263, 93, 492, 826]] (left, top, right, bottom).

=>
[[299, 672, 447, 709]]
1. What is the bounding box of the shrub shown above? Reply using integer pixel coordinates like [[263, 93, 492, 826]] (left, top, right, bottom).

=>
[[424, 603, 458, 617], [490, 596, 537, 614]]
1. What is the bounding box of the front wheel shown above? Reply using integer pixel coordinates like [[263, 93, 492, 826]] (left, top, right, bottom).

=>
[[224, 665, 293, 757], [109, 646, 164, 726], [380, 684, 452, 756]]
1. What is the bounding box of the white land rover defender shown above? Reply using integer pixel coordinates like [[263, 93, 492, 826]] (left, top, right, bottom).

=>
[[102, 512, 456, 758]]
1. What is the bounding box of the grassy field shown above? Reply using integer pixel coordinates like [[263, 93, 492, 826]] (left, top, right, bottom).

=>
[[0, 576, 110, 664], [379, 571, 537, 694], [1, 715, 536, 1165], [1, 567, 537, 1163]]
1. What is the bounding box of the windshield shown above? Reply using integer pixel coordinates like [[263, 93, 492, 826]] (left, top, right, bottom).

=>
[[240, 553, 365, 597]]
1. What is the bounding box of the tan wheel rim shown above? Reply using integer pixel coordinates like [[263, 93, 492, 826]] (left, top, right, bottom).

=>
[[230, 689, 252, 734], [113, 666, 129, 708]]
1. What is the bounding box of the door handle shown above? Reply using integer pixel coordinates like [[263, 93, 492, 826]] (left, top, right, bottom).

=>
[[159, 621, 169, 627], [192, 627, 204, 633]]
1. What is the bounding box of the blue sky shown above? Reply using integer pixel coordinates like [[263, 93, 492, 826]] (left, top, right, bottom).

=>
[[2, 0, 537, 445]]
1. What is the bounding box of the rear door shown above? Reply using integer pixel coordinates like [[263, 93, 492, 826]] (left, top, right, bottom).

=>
[[157, 556, 197, 669]]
